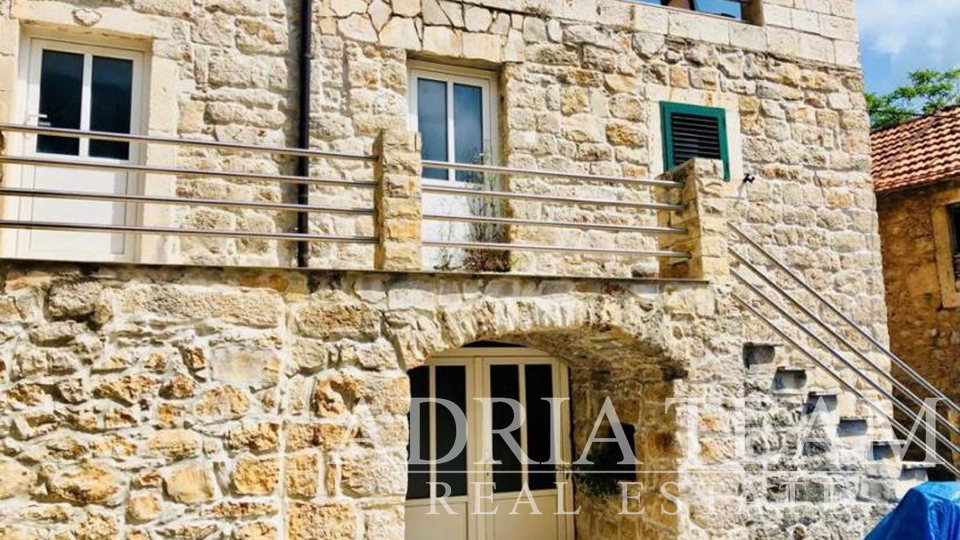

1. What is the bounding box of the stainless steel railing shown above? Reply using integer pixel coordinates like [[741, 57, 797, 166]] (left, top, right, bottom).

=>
[[0, 124, 378, 255], [731, 223, 960, 475], [731, 223, 960, 418], [418, 159, 689, 259], [0, 124, 693, 271]]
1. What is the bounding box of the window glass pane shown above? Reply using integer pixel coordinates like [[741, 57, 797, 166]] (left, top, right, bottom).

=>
[[525, 364, 556, 491], [90, 56, 134, 160], [407, 367, 431, 500], [630, 0, 742, 19], [453, 84, 484, 182], [694, 0, 742, 19], [436, 366, 468, 497], [490, 364, 522, 493], [37, 50, 83, 156], [418, 78, 449, 180]]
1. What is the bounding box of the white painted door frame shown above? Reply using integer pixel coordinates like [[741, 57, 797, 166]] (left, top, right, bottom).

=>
[[405, 347, 575, 540]]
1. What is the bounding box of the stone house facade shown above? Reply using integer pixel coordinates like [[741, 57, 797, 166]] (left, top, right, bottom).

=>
[[872, 107, 960, 468], [0, 0, 930, 539]]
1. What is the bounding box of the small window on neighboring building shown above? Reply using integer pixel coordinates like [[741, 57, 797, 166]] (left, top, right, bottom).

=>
[[661, 102, 731, 180], [408, 62, 498, 183], [950, 205, 960, 282]]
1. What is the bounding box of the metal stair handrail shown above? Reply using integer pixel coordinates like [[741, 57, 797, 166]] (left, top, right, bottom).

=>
[[735, 293, 960, 478], [730, 223, 960, 419], [731, 249, 960, 444]]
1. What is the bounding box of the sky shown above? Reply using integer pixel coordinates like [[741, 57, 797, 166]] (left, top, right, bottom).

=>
[[856, 0, 960, 94]]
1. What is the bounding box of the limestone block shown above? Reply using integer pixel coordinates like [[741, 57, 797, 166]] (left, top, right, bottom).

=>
[[115, 286, 283, 328], [195, 386, 251, 420], [163, 463, 216, 503], [225, 422, 281, 453], [339, 15, 379, 43], [379, 16, 421, 49], [285, 453, 319, 499], [148, 429, 202, 461], [233, 522, 277, 540], [127, 492, 163, 522], [464, 6, 492, 32], [232, 458, 279, 495], [47, 463, 123, 506], [287, 503, 357, 540], [47, 280, 103, 320], [392, 0, 421, 17], [463, 32, 502, 62], [422, 25, 462, 56], [0, 458, 33, 499]]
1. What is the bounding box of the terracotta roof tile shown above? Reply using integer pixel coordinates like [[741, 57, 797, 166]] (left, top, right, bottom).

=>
[[872, 106, 960, 194]]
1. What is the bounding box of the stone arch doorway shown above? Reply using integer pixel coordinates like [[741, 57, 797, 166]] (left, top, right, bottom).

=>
[[403, 330, 684, 540]]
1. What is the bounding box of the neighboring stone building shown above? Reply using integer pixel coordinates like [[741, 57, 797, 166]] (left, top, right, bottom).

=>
[[0, 0, 938, 539], [873, 107, 960, 466]]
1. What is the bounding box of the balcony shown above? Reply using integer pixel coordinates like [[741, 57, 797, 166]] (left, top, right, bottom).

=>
[[0, 124, 726, 281]]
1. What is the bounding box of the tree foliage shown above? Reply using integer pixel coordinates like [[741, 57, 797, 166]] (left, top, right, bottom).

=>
[[866, 68, 960, 130]]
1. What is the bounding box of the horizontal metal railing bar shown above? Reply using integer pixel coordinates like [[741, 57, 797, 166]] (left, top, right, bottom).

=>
[[0, 187, 375, 216], [421, 159, 684, 188], [423, 240, 689, 258], [729, 223, 960, 418], [734, 293, 960, 478], [734, 271, 960, 466], [732, 249, 960, 441], [422, 213, 688, 235], [0, 220, 378, 244], [0, 155, 376, 190], [422, 185, 685, 212], [0, 123, 376, 163]]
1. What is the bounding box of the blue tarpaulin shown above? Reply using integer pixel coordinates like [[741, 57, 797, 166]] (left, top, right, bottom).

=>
[[866, 482, 960, 540]]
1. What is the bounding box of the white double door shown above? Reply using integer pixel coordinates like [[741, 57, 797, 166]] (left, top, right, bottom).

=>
[[405, 348, 575, 540], [6, 38, 142, 261]]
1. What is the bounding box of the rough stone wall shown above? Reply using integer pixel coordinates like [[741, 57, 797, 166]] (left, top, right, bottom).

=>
[[877, 182, 960, 412], [0, 261, 904, 540]]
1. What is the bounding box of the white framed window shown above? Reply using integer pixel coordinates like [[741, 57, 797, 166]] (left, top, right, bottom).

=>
[[4, 37, 145, 262], [407, 61, 499, 183]]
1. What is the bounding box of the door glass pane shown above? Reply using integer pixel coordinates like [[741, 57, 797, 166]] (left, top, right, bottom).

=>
[[37, 50, 83, 156], [490, 364, 522, 493], [89, 56, 134, 160], [407, 367, 431, 500], [418, 78, 448, 180], [453, 84, 483, 182], [525, 365, 556, 491], [436, 366, 468, 497]]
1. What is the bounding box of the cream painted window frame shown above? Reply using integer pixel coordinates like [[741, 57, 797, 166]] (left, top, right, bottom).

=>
[[407, 60, 500, 186], [4, 36, 147, 262], [932, 188, 960, 309]]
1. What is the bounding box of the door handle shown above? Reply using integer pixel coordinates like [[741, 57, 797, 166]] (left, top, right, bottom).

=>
[[26, 114, 50, 127]]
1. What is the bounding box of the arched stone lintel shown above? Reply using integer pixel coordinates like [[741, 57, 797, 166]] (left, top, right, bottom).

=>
[[389, 293, 687, 378]]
